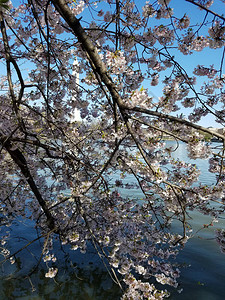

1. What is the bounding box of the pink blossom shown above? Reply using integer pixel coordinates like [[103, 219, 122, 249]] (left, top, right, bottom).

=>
[[45, 267, 58, 278], [174, 15, 190, 29]]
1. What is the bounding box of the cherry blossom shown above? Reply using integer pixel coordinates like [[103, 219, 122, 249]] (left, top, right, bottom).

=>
[[174, 14, 190, 29], [45, 267, 58, 278], [0, 0, 225, 299]]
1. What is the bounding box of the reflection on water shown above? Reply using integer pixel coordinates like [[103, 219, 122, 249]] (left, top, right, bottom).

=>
[[167, 141, 225, 300], [0, 230, 122, 300], [1, 142, 225, 299], [1, 263, 122, 300]]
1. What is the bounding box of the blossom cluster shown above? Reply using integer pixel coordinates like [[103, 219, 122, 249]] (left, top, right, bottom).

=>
[[174, 15, 190, 29], [193, 65, 217, 78], [45, 267, 58, 278], [208, 21, 225, 48], [105, 50, 127, 74], [0, 0, 225, 299]]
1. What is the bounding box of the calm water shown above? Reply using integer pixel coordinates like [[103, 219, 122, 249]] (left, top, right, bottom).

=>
[[1, 141, 225, 299]]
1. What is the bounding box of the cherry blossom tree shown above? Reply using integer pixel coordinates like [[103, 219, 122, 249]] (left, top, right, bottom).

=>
[[0, 0, 225, 298]]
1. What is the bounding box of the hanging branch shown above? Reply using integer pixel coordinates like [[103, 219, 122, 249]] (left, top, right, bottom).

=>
[[1, 136, 56, 230]]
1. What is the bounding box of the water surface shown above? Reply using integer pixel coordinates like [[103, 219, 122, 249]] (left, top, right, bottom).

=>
[[1, 141, 225, 299]]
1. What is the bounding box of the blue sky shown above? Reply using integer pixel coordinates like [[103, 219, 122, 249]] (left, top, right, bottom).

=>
[[75, 0, 225, 128], [138, 0, 225, 128], [7, 0, 225, 128]]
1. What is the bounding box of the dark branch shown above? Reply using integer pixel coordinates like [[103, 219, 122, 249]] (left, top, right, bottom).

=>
[[185, 0, 225, 22]]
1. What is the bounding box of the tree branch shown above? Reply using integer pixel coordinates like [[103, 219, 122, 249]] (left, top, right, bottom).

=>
[[126, 105, 225, 140], [185, 0, 225, 22], [1, 135, 56, 230], [51, 0, 127, 111]]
